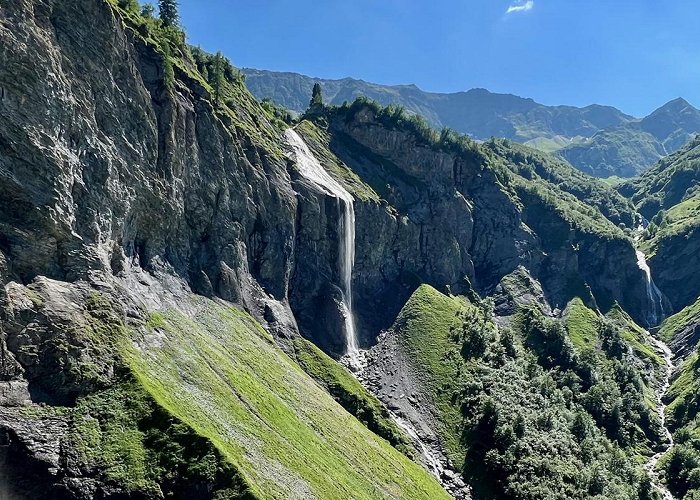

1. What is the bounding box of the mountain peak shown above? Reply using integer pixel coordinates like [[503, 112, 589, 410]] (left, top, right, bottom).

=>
[[652, 97, 695, 115]]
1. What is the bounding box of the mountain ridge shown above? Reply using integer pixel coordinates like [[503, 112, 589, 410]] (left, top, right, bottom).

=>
[[242, 67, 635, 143], [243, 67, 700, 178]]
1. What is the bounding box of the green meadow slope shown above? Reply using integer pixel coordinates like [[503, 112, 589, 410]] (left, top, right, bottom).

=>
[[125, 297, 449, 500]]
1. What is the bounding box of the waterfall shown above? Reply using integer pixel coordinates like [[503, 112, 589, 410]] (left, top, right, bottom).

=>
[[284, 129, 361, 366], [636, 250, 666, 326]]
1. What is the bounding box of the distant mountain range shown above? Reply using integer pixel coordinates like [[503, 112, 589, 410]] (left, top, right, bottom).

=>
[[242, 68, 700, 178], [559, 98, 700, 177]]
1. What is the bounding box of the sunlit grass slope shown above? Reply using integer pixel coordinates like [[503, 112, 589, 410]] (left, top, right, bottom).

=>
[[123, 297, 448, 500]]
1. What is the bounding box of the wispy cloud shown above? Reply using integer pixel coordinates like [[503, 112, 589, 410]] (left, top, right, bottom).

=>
[[506, 1, 534, 14]]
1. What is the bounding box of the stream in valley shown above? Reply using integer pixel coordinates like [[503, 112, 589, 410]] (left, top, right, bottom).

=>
[[644, 333, 675, 500], [637, 250, 675, 500]]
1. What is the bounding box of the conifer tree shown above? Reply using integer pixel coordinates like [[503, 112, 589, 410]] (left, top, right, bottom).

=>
[[118, 0, 139, 13], [212, 52, 226, 107], [309, 83, 323, 108], [141, 3, 155, 17], [158, 0, 179, 27]]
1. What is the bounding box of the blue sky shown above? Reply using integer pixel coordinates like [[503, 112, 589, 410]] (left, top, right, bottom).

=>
[[173, 0, 700, 117]]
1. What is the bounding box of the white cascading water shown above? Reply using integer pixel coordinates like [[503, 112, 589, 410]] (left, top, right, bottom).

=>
[[644, 334, 675, 500], [636, 250, 666, 326], [284, 129, 361, 367], [636, 249, 674, 499]]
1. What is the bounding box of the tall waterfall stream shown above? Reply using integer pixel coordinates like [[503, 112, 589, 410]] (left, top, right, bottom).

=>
[[284, 129, 362, 368], [284, 129, 463, 491]]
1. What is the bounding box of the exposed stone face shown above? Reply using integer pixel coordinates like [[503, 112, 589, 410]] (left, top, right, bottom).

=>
[[0, 0, 666, 496], [324, 108, 650, 333], [649, 229, 700, 313], [0, 0, 303, 333], [492, 266, 553, 317], [0, 0, 652, 355]]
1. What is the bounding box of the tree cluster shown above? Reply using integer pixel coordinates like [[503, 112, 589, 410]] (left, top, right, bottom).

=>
[[445, 303, 660, 498]]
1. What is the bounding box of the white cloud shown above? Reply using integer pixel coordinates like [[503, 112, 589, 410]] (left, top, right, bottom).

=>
[[506, 1, 534, 14]]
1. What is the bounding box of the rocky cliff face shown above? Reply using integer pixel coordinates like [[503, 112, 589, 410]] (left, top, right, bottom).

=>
[[0, 0, 669, 497], [0, 0, 656, 357], [0, 0, 299, 321], [311, 105, 652, 333], [648, 229, 700, 312]]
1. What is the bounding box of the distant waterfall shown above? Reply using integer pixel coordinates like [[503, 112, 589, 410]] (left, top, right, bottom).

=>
[[284, 129, 361, 366], [636, 250, 666, 326]]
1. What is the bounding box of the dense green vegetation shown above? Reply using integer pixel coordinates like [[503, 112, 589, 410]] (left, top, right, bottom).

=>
[[391, 285, 663, 499], [661, 349, 700, 498], [157, 0, 179, 27], [657, 303, 700, 498], [484, 139, 638, 228]]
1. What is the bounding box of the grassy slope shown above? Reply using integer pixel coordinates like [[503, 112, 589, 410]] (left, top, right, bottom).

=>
[[567, 297, 660, 366], [123, 297, 448, 500], [606, 305, 663, 366], [564, 297, 599, 350], [290, 335, 415, 457], [658, 296, 700, 343], [391, 284, 469, 461]]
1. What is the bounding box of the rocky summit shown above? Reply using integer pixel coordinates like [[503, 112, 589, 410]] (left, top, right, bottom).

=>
[[1, 1, 700, 499]]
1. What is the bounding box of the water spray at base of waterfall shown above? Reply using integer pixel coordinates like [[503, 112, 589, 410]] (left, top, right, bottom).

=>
[[340, 302, 364, 371]]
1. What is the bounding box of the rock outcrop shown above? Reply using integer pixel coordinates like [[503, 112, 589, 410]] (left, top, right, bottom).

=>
[[0, 0, 670, 497]]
